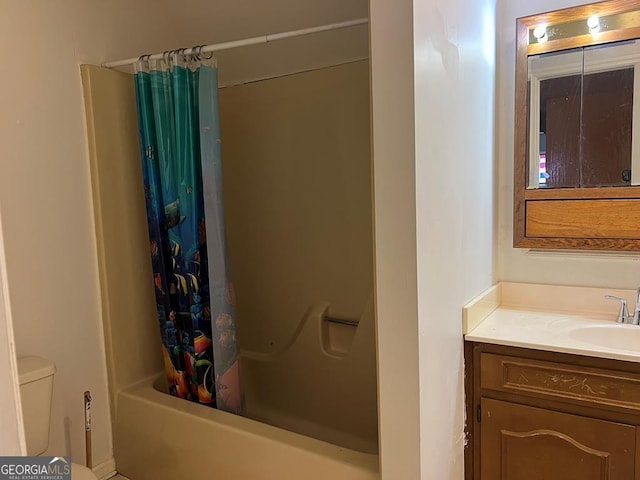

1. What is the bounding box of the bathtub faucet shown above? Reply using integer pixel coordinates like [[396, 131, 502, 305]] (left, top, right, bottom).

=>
[[604, 287, 640, 325]]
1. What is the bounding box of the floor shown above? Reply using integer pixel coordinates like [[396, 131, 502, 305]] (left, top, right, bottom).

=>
[[112, 476, 129, 480]]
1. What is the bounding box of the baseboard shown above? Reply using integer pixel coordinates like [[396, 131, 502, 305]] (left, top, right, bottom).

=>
[[93, 457, 117, 480]]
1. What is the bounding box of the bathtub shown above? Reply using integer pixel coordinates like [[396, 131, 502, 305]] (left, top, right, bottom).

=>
[[82, 66, 379, 479], [113, 299, 379, 480]]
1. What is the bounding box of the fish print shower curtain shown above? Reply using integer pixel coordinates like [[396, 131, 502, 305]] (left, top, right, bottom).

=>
[[134, 52, 242, 414]]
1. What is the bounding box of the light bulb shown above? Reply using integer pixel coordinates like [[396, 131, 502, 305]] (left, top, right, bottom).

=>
[[587, 15, 600, 33], [533, 25, 548, 43]]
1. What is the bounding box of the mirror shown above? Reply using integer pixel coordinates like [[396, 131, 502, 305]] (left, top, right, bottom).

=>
[[513, 0, 640, 250], [528, 41, 639, 189]]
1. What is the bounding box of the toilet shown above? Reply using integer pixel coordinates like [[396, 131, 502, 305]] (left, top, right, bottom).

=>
[[17, 356, 99, 480]]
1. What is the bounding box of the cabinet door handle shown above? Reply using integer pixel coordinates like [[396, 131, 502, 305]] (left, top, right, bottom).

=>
[[477, 404, 482, 423]]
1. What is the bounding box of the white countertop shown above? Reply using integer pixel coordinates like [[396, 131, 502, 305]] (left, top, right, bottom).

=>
[[465, 307, 640, 363]]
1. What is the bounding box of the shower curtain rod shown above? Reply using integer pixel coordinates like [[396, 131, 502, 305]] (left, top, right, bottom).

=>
[[103, 18, 368, 69]]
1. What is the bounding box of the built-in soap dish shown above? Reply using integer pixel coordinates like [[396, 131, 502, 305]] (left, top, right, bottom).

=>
[[321, 314, 359, 356]]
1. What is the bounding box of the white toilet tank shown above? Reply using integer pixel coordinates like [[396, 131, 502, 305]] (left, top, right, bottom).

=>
[[17, 356, 56, 456]]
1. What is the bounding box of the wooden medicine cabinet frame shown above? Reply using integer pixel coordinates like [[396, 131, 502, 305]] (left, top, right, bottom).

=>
[[514, 0, 640, 250]]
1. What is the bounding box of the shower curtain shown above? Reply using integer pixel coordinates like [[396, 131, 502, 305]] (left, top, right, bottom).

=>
[[134, 52, 242, 414]]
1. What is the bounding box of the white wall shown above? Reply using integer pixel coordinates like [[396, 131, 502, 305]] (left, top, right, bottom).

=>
[[370, 0, 496, 477], [413, 0, 496, 477], [370, 0, 421, 477], [497, 0, 640, 288], [0, 0, 185, 467]]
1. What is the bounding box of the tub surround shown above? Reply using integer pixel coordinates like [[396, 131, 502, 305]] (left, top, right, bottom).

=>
[[464, 282, 640, 362], [219, 60, 373, 355], [82, 62, 379, 480], [242, 296, 378, 454]]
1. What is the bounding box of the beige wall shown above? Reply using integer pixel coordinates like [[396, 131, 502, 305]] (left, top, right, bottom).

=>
[[108, 1, 369, 88], [496, 0, 640, 288], [153, 0, 368, 87], [0, 207, 26, 456], [0, 0, 185, 467], [219, 61, 373, 353]]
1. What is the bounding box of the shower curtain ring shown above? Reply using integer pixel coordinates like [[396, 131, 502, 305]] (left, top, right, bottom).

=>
[[171, 48, 182, 64], [202, 49, 214, 60], [192, 45, 203, 60], [162, 50, 171, 65]]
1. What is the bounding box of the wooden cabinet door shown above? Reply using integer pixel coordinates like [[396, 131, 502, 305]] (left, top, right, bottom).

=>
[[481, 398, 636, 480]]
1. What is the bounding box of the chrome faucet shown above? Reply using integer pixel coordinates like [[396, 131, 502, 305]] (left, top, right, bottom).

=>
[[634, 287, 640, 325], [605, 287, 640, 325]]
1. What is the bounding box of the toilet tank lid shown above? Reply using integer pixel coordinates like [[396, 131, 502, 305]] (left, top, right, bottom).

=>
[[18, 356, 56, 385]]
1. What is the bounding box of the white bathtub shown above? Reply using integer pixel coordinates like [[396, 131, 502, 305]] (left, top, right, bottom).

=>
[[113, 299, 379, 480], [114, 375, 379, 480]]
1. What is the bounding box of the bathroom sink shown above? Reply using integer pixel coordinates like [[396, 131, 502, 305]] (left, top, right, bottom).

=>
[[568, 325, 640, 352]]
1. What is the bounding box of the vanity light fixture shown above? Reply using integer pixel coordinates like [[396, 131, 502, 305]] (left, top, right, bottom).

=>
[[587, 14, 600, 33], [533, 25, 548, 43]]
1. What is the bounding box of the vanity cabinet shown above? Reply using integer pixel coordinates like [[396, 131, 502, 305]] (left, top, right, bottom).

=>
[[466, 343, 640, 479]]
